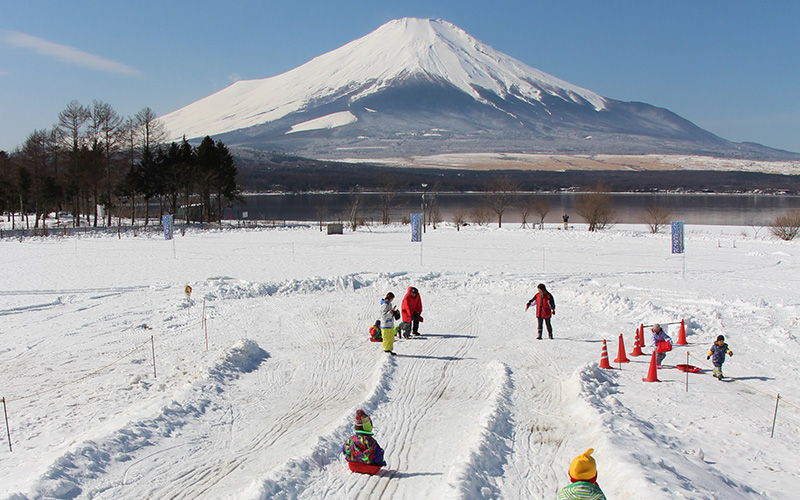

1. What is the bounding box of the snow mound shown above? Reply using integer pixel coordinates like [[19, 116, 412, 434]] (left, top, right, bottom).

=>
[[446, 361, 514, 498], [207, 273, 374, 301], [10, 340, 268, 500], [207, 338, 269, 379]]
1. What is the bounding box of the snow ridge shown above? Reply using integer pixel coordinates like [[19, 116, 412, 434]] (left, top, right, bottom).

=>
[[206, 273, 375, 301], [8, 339, 268, 500], [446, 360, 514, 498]]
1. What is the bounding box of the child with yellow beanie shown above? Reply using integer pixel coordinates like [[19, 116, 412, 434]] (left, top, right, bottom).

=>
[[556, 448, 607, 500]]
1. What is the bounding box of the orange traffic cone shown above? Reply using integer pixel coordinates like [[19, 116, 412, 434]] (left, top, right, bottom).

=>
[[613, 333, 630, 363], [676, 319, 688, 345], [629, 334, 643, 356], [639, 324, 646, 349], [642, 351, 661, 382], [599, 340, 613, 369]]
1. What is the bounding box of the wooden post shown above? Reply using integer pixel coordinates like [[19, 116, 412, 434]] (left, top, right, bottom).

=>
[[771, 394, 781, 438], [151, 335, 157, 378], [3, 397, 11, 452], [685, 352, 689, 392]]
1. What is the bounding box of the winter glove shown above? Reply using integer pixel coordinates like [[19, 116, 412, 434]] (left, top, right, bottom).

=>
[[525, 302, 531, 311], [707, 355, 710, 360], [418, 316, 423, 322], [729, 352, 733, 357]]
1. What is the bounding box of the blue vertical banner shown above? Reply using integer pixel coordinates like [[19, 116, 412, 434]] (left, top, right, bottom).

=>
[[411, 213, 423, 242], [671, 221, 684, 254], [163, 215, 174, 241]]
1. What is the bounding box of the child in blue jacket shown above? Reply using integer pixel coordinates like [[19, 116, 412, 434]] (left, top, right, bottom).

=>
[[707, 335, 733, 379]]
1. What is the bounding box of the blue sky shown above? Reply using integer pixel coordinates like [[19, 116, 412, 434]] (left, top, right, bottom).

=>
[[2, 1, 799, 153]]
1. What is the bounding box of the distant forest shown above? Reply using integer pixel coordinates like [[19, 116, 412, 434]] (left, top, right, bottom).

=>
[[0, 100, 238, 228], [237, 152, 800, 194]]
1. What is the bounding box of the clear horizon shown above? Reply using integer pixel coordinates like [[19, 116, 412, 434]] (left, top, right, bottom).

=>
[[2, 1, 799, 153]]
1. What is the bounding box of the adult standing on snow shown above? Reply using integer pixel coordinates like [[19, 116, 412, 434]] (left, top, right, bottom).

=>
[[380, 292, 399, 355], [401, 286, 423, 337], [526, 283, 556, 340]]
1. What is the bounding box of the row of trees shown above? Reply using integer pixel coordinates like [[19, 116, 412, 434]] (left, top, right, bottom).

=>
[[0, 100, 238, 229]]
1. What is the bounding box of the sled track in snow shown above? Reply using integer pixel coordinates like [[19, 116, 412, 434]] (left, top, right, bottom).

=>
[[501, 310, 571, 499], [136, 300, 361, 499], [348, 301, 482, 499]]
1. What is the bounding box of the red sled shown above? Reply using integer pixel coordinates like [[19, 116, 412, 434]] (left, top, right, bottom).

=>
[[676, 364, 702, 373], [348, 462, 382, 475], [656, 341, 673, 353]]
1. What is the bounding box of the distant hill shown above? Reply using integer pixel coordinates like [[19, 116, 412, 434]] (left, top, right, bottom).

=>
[[161, 18, 800, 163]]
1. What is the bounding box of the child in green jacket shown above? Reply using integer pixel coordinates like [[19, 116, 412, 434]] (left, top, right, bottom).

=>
[[556, 448, 607, 500]]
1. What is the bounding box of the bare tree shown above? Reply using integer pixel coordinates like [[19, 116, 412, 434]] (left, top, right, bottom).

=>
[[531, 195, 551, 229], [452, 208, 467, 231], [769, 210, 800, 241], [313, 205, 329, 231], [470, 206, 493, 226], [57, 100, 90, 226], [91, 101, 124, 226], [575, 184, 615, 231], [519, 195, 533, 228], [483, 176, 518, 228], [748, 217, 768, 238], [134, 107, 168, 156], [374, 175, 403, 225], [425, 181, 442, 229], [641, 205, 672, 234], [348, 188, 362, 231]]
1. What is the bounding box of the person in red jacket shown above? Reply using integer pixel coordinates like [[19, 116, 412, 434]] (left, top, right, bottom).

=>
[[526, 283, 556, 340], [401, 286, 423, 337]]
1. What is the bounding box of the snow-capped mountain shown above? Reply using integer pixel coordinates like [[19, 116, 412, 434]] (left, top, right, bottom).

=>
[[160, 18, 797, 161]]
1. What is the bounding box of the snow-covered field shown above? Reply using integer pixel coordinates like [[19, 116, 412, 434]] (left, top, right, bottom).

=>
[[1, 222, 799, 499]]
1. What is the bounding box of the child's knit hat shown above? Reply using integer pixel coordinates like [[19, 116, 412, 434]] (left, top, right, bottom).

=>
[[568, 448, 598, 483], [716, 335, 725, 342], [354, 410, 373, 434]]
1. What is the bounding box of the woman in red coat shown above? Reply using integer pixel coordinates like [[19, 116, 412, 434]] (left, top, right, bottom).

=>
[[526, 283, 556, 340], [401, 286, 423, 337]]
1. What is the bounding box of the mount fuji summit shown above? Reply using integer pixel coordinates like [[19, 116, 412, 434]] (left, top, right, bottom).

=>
[[160, 18, 794, 161]]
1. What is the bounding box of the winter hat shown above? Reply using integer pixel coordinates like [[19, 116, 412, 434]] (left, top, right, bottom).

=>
[[354, 410, 373, 434], [651, 323, 661, 332], [716, 335, 725, 342], [568, 448, 598, 483]]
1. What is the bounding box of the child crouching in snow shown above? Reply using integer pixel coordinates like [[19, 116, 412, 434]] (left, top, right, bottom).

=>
[[707, 335, 733, 379], [342, 410, 386, 474], [556, 448, 606, 500]]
